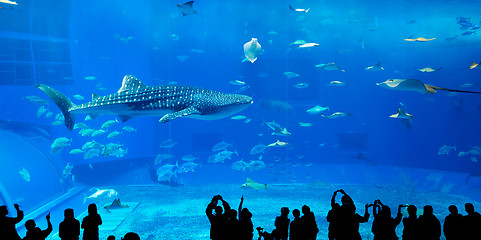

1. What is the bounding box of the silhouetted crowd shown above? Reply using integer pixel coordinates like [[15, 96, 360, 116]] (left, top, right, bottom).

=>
[[206, 190, 481, 240], [2, 189, 481, 240], [0, 203, 140, 240]]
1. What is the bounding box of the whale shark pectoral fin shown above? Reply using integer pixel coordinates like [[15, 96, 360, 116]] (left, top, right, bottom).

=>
[[88, 114, 99, 120], [159, 106, 201, 123], [118, 115, 133, 122]]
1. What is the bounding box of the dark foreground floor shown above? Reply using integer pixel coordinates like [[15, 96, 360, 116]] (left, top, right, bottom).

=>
[[66, 183, 479, 240]]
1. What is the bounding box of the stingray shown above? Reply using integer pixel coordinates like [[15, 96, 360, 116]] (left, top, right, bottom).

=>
[[417, 67, 442, 72], [177, 1, 200, 16], [350, 151, 376, 165], [470, 61, 480, 69], [390, 108, 413, 120], [241, 177, 268, 190], [376, 79, 481, 94], [404, 37, 436, 42], [365, 61, 384, 71], [289, 4, 309, 13], [243, 38, 263, 63], [315, 62, 345, 72], [104, 199, 129, 210], [0, 0, 18, 5]]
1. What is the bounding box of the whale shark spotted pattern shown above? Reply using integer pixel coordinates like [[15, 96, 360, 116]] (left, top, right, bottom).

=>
[[36, 75, 253, 130]]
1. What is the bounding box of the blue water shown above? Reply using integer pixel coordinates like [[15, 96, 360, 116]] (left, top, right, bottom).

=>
[[0, 1, 481, 237]]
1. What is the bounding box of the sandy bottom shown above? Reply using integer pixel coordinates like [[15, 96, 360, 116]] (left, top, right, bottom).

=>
[[83, 183, 479, 240]]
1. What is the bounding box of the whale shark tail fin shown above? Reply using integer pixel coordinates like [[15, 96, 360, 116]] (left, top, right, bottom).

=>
[[36, 84, 77, 130]]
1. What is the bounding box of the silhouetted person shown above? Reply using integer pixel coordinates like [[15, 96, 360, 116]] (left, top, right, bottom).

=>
[[372, 200, 403, 240], [402, 205, 419, 240], [272, 207, 290, 240], [206, 195, 230, 240], [417, 205, 441, 240], [81, 203, 102, 240], [238, 195, 253, 240], [334, 189, 370, 240], [122, 232, 140, 240], [290, 209, 305, 240], [463, 203, 481, 240], [256, 227, 273, 240], [0, 204, 24, 240], [301, 205, 318, 240], [24, 212, 53, 240], [226, 209, 240, 240], [327, 190, 341, 240], [107, 236, 115, 240], [59, 208, 80, 240], [443, 205, 463, 240]]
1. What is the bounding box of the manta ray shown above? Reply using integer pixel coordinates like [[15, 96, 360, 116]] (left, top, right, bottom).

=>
[[315, 62, 346, 72], [36, 75, 253, 130], [417, 67, 442, 72], [390, 108, 413, 120], [365, 61, 384, 71], [289, 4, 310, 13], [470, 61, 480, 69], [376, 79, 481, 94], [241, 177, 268, 190], [177, 1, 199, 16]]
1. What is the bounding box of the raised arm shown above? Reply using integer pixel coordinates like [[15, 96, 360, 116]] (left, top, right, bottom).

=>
[[394, 205, 404, 225], [238, 195, 244, 217], [42, 212, 53, 239], [373, 200, 380, 217], [359, 203, 372, 222], [206, 196, 217, 218], [339, 189, 350, 199], [219, 196, 231, 212], [331, 190, 338, 207], [13, 204, 24, 224]]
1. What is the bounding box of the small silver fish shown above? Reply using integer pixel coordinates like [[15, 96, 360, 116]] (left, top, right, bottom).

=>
[[19, 168, 31, 182], [159, 139, 177, 148]]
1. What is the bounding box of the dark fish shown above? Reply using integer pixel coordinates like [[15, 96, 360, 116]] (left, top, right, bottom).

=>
[[260, 99, 293, 112], [177, 1, 200, 16], [456, 16, 470, 22], [406, 19, 416, 24], [350, 152, 377, 165], [462, 31, 476, 36], [445, 36, 457, 41], [470, 24, 481, 30]]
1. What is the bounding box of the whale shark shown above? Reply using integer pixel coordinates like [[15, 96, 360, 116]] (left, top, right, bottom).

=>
[[36, 75, 253, 130]]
